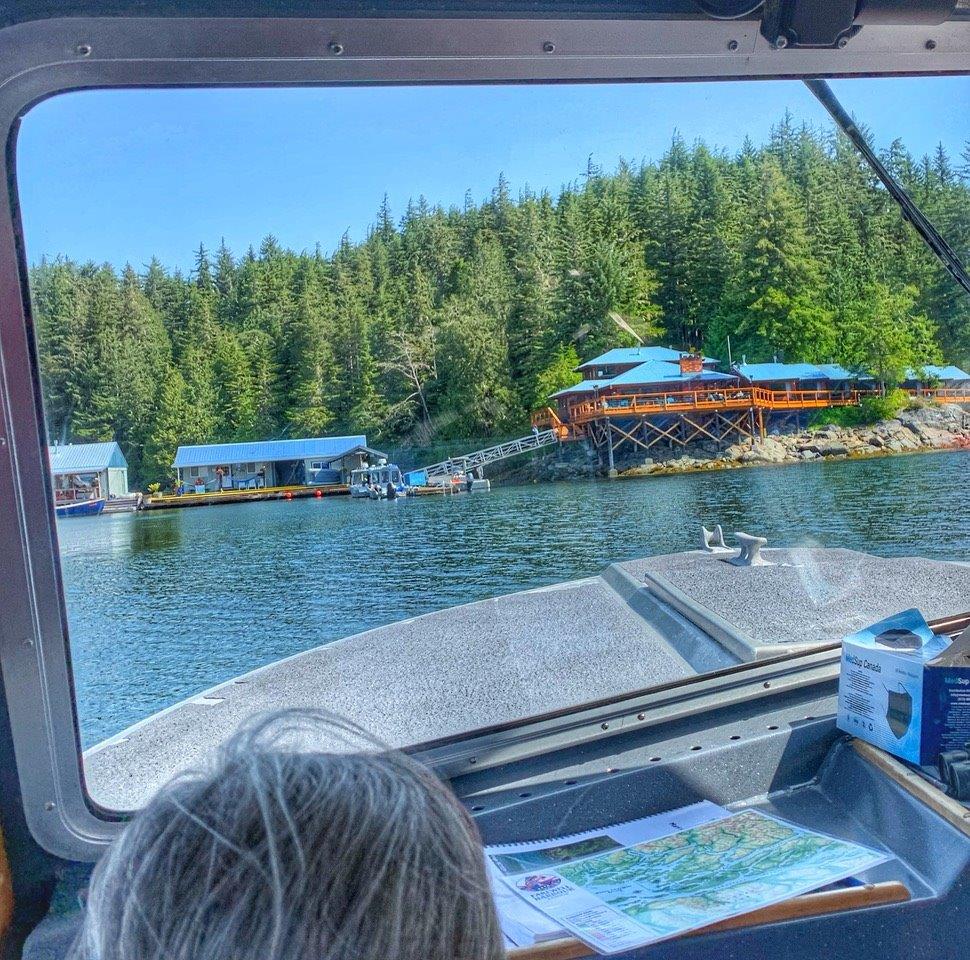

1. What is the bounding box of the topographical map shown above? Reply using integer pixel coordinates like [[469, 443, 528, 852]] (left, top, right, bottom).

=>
[[498, 809, 889, 954]]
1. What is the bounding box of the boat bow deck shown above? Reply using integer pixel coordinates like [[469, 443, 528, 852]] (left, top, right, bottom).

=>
[[84, 547, 970, 810]]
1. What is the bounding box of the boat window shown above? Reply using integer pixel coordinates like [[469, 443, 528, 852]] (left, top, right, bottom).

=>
[[14, 76, 969, 813]]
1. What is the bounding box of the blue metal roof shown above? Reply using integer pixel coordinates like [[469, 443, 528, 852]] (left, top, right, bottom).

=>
[[608, 360, 737, 387], [904, 364, 970, 382], [48, 442, 126, 474], [576, 346, 718, 369], [735, 362, 859, 382], [549, 378, 612, 398], [173, 435, 367, 468]]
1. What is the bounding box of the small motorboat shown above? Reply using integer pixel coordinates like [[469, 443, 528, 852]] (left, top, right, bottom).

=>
[[349, 462, 409, 500], [55, 497, 106, 518]]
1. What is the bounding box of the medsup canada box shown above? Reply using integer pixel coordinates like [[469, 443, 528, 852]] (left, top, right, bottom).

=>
[[837, 608, 970, 765]]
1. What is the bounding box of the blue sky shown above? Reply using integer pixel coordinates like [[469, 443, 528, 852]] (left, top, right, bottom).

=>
[[16, 76, 969, 272]]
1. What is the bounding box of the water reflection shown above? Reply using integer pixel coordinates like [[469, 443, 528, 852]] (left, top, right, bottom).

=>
[[56, 451, 969, 747]]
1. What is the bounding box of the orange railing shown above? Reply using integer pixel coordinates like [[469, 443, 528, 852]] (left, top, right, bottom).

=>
[[904, 388, 970, 402], [537, 384, 968, 429], [531, 406, 573, 440], [756, 388, 861, 410], [560, 386, 896, 425]]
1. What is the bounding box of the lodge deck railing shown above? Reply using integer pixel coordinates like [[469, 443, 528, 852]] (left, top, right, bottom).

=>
[[556, 385, 968, 426]]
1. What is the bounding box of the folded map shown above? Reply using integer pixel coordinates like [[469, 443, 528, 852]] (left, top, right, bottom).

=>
[[487, 803, 890, 954], [485, 800, 728, 947]]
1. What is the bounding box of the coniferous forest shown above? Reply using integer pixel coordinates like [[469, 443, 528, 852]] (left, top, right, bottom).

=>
[[30, 117, 970, 486]]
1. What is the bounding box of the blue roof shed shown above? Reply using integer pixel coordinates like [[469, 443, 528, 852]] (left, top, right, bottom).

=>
[[734, 362, 861, 383], [904, 364, 970, 383], [173, 436, 367, 469], [48, 442, 127, 474]]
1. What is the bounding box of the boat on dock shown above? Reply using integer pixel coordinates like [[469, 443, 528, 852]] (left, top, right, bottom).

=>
[[350, 462, 409, 500], [54, 497, 105, 519]]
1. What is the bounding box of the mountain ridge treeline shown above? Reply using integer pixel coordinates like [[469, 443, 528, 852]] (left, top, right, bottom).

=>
[[31, 115, 970, 486]]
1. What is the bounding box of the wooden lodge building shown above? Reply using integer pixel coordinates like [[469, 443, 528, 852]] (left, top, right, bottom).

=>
[[550, 347, 737, 416], [732, 361, 863, 394], [902, 364, 970, 393], [541, 347, 969, 475], [172, 436, 387, 492]]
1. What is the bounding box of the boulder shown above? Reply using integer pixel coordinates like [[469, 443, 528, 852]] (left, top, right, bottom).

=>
[[798, 439, 849, 457], [740, 438, 789, 464]]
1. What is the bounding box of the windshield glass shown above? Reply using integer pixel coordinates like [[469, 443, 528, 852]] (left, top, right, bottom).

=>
[[17, 77, 970, 810]]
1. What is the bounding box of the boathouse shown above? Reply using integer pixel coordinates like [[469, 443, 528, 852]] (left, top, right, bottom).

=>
[[172, 436, 387, 491], [48, 442, 129, 502]]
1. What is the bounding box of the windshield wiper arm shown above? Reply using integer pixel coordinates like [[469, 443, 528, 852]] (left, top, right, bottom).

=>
[[804, 78, 970, 299]]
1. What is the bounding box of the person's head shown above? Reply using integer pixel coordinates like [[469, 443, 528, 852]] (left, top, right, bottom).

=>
[[73, 709, 504, 960]]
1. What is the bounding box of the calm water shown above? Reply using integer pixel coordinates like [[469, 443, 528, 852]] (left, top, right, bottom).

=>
[[58, 451, 969, 748]]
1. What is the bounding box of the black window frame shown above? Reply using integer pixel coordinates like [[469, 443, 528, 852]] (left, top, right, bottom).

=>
[[0, 12, 968, 862]]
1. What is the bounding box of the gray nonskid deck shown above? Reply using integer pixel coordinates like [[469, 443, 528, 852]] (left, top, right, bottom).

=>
[[84, 547, 970, 810], [624, 548, 969, 658], [85, 573, 708, 809]]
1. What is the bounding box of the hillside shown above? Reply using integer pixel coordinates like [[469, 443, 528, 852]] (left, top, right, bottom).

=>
[[30, 116, 970, 485]]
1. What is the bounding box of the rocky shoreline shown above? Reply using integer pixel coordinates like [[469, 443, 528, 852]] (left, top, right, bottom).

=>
[[494, 402, 970, 483]]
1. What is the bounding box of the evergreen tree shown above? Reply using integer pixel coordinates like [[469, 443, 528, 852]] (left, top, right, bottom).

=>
[[843, 283, 941, 389], [26, 114, 970, 486], [143, 367, 191, 484]]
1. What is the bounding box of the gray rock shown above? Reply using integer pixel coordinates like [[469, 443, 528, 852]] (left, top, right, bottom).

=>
[[740, 438, 788, 463], [799, 439, 849, 457]]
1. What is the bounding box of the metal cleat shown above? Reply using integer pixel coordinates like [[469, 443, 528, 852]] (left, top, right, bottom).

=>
[[728, 531, 773, 567], [701, 524, 732, 553]]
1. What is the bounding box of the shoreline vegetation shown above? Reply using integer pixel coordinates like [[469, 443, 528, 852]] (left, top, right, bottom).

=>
[[30, 117, 970, 489], [501, 402, 970, 483]]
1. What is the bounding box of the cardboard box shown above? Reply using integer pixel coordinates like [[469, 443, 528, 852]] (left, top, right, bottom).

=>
[[837, 608, 970, 765]]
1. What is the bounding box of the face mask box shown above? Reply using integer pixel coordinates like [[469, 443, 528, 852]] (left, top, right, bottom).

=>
[[837, 608, 970, 765]]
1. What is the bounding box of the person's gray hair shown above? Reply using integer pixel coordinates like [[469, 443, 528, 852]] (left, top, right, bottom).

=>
[[72, 709, 505, 960]]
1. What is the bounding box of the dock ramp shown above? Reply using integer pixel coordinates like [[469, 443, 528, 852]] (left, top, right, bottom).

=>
[[412, 429, 560, 483]]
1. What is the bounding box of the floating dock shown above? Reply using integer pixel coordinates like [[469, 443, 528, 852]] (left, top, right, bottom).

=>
[[143, 483, 349, 510]]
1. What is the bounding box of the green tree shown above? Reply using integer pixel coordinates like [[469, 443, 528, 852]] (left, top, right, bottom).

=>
[[143, 366, 191, 484], [212, 331, 259, 441], [533, 345, 582, 410], [712, 157, 835, 362], [842, 283, 940, 390]]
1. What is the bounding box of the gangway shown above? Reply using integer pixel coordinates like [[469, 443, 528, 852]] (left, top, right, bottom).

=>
[[414, 429, 561, 483]]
